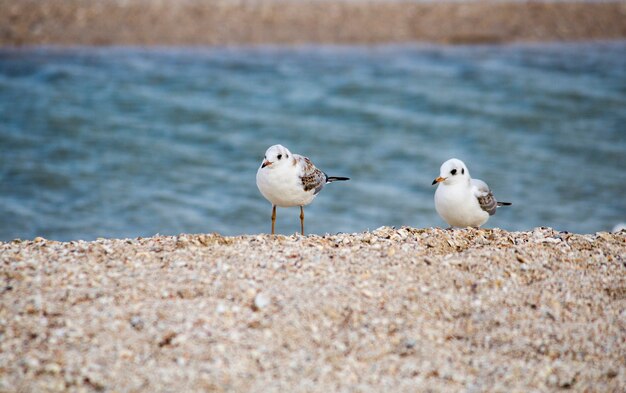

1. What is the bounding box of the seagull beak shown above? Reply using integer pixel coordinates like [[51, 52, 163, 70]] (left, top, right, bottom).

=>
[[261, 160, 272, 168], [432, 176, 446, 185]]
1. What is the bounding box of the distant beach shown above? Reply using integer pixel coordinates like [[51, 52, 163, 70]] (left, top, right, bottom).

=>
[[1, 0, 625, 46]]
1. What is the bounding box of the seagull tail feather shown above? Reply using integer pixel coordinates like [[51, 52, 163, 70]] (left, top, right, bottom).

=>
[[326, 176, 350, 183]]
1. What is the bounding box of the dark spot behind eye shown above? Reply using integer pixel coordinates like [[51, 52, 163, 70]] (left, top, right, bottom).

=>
[[451, 169, 457, 175], [277, 154, 282, 160], [462, 168, 465, 174]]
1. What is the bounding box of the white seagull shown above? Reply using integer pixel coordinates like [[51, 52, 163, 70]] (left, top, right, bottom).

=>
[[256, 144, 349, 235], [432, 158, 511, 228]]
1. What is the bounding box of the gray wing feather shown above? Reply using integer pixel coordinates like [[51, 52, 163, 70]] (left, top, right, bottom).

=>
[[299, 157, 327, 195], [472, 179, 498, 216]]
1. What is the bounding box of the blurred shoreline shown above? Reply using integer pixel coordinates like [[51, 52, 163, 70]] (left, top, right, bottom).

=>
[[1, 0, 625, 46]]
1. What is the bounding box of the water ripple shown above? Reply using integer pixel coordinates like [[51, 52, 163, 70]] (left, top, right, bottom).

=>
[[0, 42, 624, 240]]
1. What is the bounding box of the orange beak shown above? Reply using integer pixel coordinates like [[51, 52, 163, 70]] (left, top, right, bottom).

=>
[[261, 160, 272, 168], [432, 176, 446, 185]]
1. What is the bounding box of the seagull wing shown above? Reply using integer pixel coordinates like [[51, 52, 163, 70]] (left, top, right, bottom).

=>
[[296, 155, 327, 195], [471, 178, 498, 216]]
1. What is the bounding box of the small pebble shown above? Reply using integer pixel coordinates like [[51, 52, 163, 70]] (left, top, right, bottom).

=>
[[253, 293, 271, 311]]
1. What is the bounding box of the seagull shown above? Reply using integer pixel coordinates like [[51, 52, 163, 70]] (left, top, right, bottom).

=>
[[256, 144, 349, 235], [432, 158, 511, 228]]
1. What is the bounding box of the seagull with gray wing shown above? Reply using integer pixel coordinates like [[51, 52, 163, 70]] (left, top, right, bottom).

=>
[[432, 158, 511, 228], [256, 144, 349, 235]]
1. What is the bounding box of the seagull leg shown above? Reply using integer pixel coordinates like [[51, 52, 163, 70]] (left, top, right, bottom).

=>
[[271, 205, 276, 235], [300, 206, 305, 236]]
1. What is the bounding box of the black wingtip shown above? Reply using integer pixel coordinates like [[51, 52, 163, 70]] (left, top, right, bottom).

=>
[[327, 176, 350, 182], [498, 202, 512, 206]]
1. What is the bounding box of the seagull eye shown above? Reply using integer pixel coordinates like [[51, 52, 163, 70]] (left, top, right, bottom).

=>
[[462, 168, 465, 174], [277, 154, 282, 160], [450, 169, 457, 175]]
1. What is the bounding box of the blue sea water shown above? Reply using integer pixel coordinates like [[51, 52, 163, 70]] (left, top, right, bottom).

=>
[[0, 42, 624, 241]]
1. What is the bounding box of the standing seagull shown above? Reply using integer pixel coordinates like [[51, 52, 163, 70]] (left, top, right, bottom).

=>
[[256, 144, 350, 235], [432, 158, 511, 228]]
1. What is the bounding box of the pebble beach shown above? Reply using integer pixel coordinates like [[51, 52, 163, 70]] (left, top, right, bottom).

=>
[[2, 1, 625, 392], [2, 227, 625, 391]]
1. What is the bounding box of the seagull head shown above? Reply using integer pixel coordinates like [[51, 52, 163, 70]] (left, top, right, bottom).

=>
[[432, 158, 469, 186], [261, 144, 293, 169]]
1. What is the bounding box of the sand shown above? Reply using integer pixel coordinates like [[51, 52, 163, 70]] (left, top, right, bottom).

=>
[[1, 0, 625, 46], [1, 227, 624, 391]]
